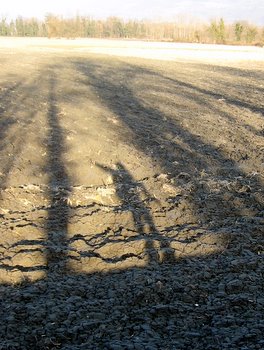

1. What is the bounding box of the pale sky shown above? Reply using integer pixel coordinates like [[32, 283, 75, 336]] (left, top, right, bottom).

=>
[[1, 0, 264, 25]]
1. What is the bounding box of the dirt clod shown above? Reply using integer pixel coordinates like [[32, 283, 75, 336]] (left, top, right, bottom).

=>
[[0, 42, 263, 349]]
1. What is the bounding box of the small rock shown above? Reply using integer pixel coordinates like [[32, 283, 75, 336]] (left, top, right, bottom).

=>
[[226, 279, 243, 293]]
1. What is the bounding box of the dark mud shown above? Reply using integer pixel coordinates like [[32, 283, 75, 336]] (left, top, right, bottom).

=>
[[0, 50, 263, 349]]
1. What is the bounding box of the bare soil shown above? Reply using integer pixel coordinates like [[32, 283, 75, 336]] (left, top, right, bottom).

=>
[[0, 40, 263, 349]]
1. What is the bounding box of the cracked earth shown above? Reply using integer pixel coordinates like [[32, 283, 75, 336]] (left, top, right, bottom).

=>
[[0, 43, 263, 349]]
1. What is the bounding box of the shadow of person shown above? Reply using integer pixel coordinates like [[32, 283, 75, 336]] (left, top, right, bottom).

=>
[[96, 162, 175, 264]]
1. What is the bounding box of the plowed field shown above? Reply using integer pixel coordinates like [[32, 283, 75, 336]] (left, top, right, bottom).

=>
[[0, 39, 263, 349]]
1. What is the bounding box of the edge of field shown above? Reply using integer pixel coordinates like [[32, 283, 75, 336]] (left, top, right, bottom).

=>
[[0, 37, 264, 65]]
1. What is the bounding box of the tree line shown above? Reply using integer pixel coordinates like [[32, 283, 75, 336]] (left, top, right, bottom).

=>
[[0, 15, 263, 45]]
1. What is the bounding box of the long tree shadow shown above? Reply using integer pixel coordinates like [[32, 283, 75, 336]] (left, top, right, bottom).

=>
[[0, 70, 72, 278], [0, 75, 54, 278], [73, 58, 263, 237], [145, 67, 264, 137], [45, 72, 71, 274], [154, 68, 264, 116], [0, 56, 263, 350]]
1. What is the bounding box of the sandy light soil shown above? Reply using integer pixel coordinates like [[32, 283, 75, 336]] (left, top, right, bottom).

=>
[[1, 37, 264, 64], [0, 38, 263, 349]]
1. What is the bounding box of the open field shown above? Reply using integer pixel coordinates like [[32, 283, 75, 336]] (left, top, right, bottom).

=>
[[1, 37, 264, 64], [0, 39, 263, 349]]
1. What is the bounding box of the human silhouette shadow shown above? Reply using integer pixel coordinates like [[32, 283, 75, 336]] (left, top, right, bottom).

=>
[[0, 56, 263, 350], [96, 162, 175, 264], [73, 58, 263, 234]]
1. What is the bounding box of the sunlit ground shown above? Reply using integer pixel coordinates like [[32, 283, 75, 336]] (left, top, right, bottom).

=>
[[0, 38, 263, 284]]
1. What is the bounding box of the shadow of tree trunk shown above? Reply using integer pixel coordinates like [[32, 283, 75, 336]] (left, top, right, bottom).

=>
[[45, 73, 71, 274], [73, 58, 263, 234]]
